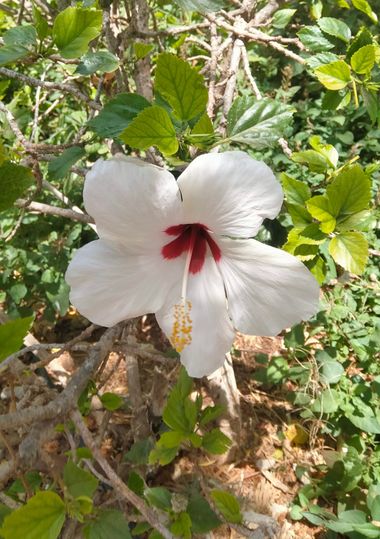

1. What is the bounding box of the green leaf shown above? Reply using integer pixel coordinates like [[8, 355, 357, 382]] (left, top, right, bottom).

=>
[[320, 359, 345, 384], [210, 490, 242, 524], [88, 93, 150, 139], [149, 445, 179, 466], [53, 7, 102, 59], [83, 510, 132, 539], [187, 491, 220, 533], [297, 26, 334, 52], [328, 164, 371, 218], [311, 388, 340, 413], [199, 405, 225, 426], [351, 0, 378, 23], [0, 491, 66, 539], [171, 0, 225, 13], [347, 414, 380, 434], [63, 461, 98, 498], [144, 487, 172, 511], [317, 17, 351, 42], [281, 173, 311, 205], [33, 4, 49, 41], [0, 315, 34, 363], [307, 196, 336, 233], [272, 9, 297, 29], [76, 51, 119, 75], [322, 89, 349, 110], [124, 438, 154, 465], [309, 135, 338, 168], [0, 25, 37, 65], [347, 27, 373, 61], [170, 512, 192, 538], [0, 505, 11, 527], [227, 97, 293, 149], [0, 161, 34, 211], [328, 232, 368, 274], [362, 88, 379, 124], [155, 53, 208, 121], [292, 150, 329, 173], [48, 146, 85, 180], [202, 428, 232, 454], [307, 52, 339, 70], [315, 60, 351, 90], [134, 42, 154, 59], [127, 471, 145, 497], [100, 392, 124, 411], [369, 496, 380, 521], [162, 369, 195, 433], [120, 105, 178, 155], [351, 44, 375, 74], [287, 204, 313, 227]]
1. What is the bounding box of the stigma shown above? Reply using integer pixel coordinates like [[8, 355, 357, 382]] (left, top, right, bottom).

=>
[[161, 223, 221, 273]]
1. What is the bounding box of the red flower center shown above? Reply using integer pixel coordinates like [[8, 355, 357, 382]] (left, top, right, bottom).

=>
[[161, 223, 221, 274]]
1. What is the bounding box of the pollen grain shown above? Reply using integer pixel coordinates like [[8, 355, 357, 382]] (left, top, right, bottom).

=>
[[171, 299, 192, 353]]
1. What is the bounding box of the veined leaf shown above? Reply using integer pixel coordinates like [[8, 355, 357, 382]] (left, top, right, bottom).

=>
[[155, 53, 208, 121], [351, 44, 375, 74], [315, 60, 351, 90], [297, 26, 334, 52], [317, 17, 351, 42], [0, 25, 37, 66], [83, 510, 132, 539], [120, 105, 178, 155], [0, 316, 34, 363], [88, 93, 150, 139], [0, 162, 34, 211], [63, 461, 98, 499], [352, 0, 377, 23], [328, 232, 368, 274], [76, 51, 119, 75], [53, 7, 102, 59], [0, 491, 66, 539], [48, 146, 85, 180], [227, 97, 293, 148], [281, 173, 311, 205], [172, 0, 225, 12], [210, 490, 242, 524]]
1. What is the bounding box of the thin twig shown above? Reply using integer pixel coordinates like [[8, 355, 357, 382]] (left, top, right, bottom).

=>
[[71, 409, 174, 539], [15, 199, 95, 224]]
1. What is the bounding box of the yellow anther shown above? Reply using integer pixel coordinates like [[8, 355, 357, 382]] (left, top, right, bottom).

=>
[[170, 299, 193, 353]]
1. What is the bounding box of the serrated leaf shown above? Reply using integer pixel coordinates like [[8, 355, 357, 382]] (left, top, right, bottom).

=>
[[134, 42, 154, 59], [0, 491, 65, 539], [351, 44, 375, 74], [307, 52, 339, 69], [309, 135, 338, 168], [328, 164, 371, 218], [155, 53, 208, 121], [149, 445, 179, 466], [281, 173, 311, 205], [272, 9, 297, 29], [307, 196, 336, 233], [170, 512, 192, 538], [199, 404, 224, 426], [53, 7, 102, 59], [328, 232, 368, 274], [317, 17, 351, 42], [227, 97, 293, 148], [187, 492, 220, 533], [83, 510, 132, 539], [33, 5, 49, 41], [88, 93, 150, 139], [202, 428, 231, 454], [127, 471, 145, 497], [297, 26, 334, 52], [315, 60, 351, 90], [48, 146, 85, 180], [100, 392, 124, 411], [292, 150, 329, 172], [63, 461, 98, 498], [120, 105, 178, 155], [352, 0, 377, 23], [287, 204, 313, 227], [0, 162, 34, 211], [0, 24, 37, 65], [0, 315, 34, 363], [210, 490, 242, 524], [347, 27, 373, 61], [76, 51, 119, 75], [124, 438, 153, 465]]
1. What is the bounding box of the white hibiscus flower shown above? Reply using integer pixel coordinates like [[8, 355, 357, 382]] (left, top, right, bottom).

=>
[[66, 151, 319, 377]]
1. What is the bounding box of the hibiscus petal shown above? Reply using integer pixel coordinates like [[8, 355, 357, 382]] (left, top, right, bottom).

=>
[[218, 238, 320, 336], [66, 239, 183, 326], [156, 257, 235, 378], [84, 155, 183, 249], [178, 151, 283, 238]]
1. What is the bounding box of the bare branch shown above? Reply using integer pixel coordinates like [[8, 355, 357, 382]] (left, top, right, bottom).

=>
[[15, 199, 95, 225]]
